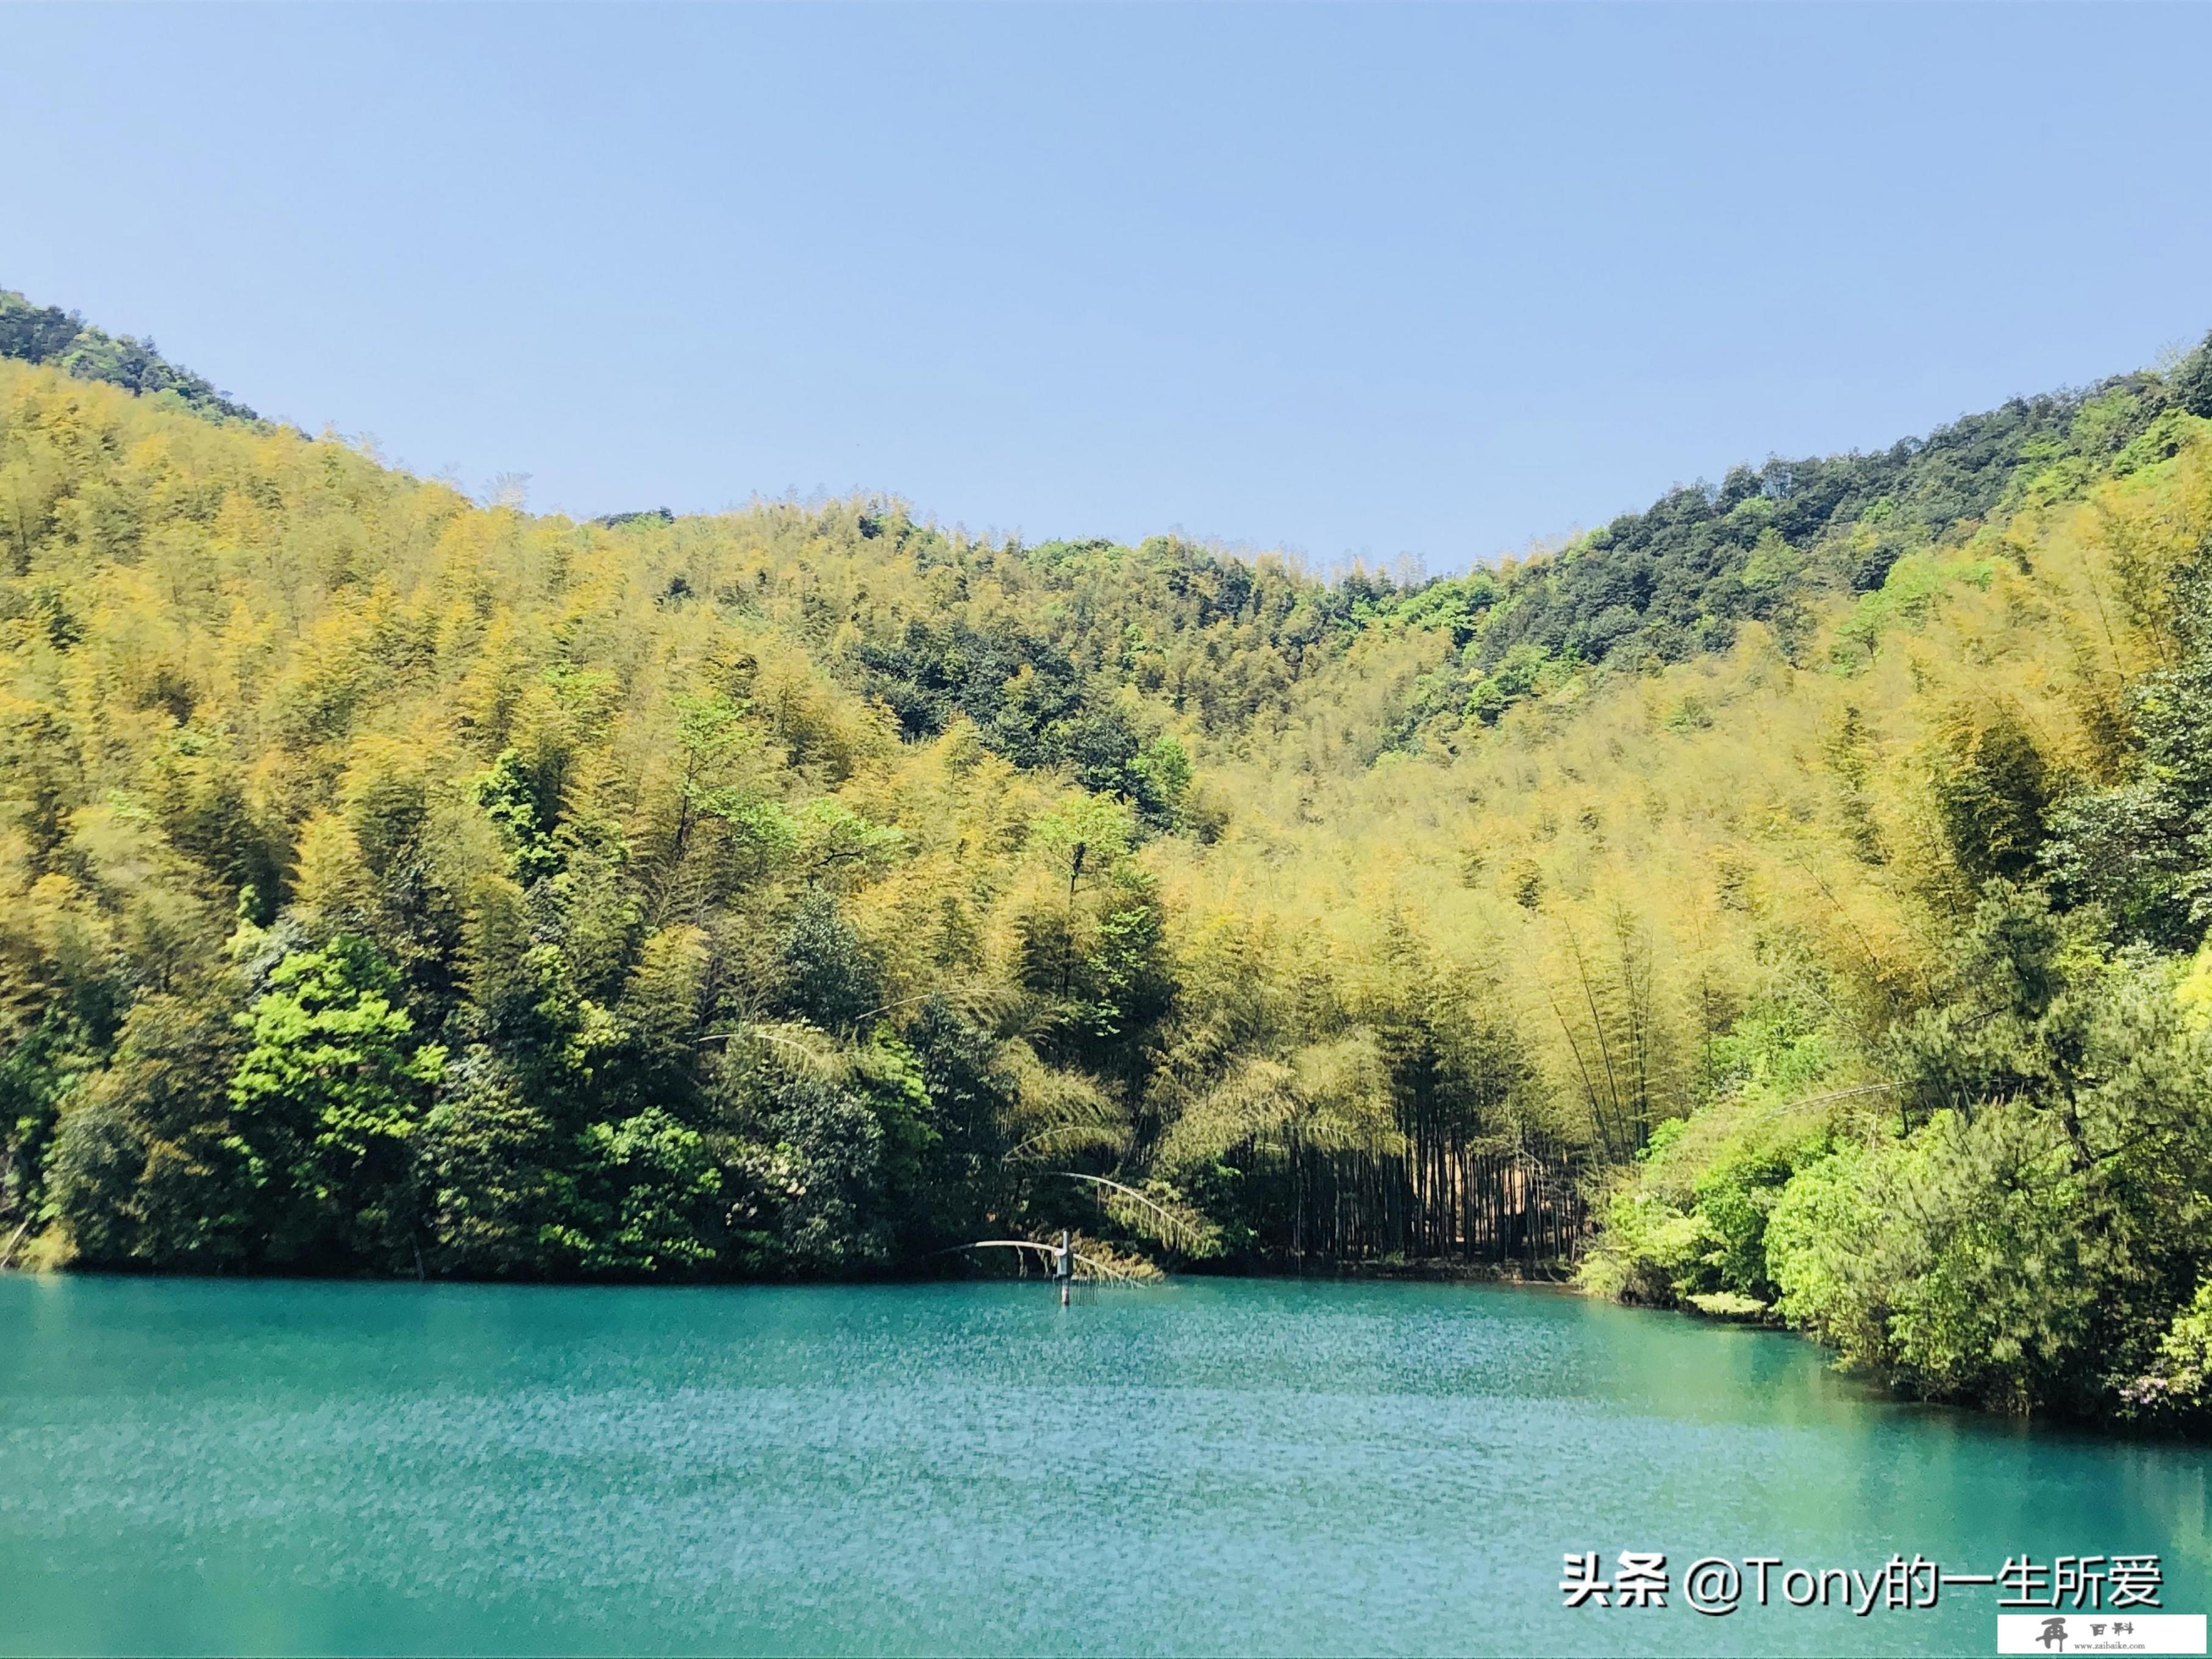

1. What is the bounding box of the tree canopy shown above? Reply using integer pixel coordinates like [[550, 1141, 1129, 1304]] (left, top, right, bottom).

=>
[[4, 291, 2212, 1425]]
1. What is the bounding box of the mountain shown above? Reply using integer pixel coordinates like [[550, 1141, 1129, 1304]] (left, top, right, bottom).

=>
[[1, 288, 259, 421], [2, 288, 2210, 1424]]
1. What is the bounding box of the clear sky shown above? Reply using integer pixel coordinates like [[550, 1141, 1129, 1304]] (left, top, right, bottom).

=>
[[6, 4, 2209, 571]]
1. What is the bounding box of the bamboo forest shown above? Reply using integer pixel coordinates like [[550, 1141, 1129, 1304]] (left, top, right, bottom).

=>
[[5, 286, 2212, 1428]]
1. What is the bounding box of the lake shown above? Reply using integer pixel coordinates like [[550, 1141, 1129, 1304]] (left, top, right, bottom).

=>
[[1, 1274, 2204, 1656]]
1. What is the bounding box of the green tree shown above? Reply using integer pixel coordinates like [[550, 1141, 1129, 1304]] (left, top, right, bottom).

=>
[[548, 1107, 722, 1277], [227, 937, 446, 1268], [2044, 558, 2212, 950], [1928, 704, 2052, 891]]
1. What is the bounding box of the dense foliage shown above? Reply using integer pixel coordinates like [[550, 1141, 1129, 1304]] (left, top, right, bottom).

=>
[[3, 291, 2211, 1426], [1385, 353, 2212, 740], [0, 335, 1529, 1290], [1, 288, 259, 422], [1574, 350, 2212, 1423]]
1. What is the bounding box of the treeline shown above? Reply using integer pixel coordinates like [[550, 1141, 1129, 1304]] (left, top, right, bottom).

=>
[[5, 293, 2212, 1430], [0, 345, 1553, 1287], [1568, 388, 2212, 1423], [1581, 532, 2212, 1421], [1, 287, 259, 422], [1380, 348, 2212, 742]]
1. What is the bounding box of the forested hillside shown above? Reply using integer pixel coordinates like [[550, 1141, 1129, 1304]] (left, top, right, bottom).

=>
[[1, 288, 258, 421], [2, 295, 2210, 1424]]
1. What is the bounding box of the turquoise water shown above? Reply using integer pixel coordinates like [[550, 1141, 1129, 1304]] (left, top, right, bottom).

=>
[[0, 1275, 2205, 1657]]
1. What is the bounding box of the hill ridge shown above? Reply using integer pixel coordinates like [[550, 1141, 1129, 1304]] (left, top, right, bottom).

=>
[[2, 302, 2210, 1427]]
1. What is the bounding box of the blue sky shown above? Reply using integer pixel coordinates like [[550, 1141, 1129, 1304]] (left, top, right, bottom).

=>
[[5, 4, 2209, 570]]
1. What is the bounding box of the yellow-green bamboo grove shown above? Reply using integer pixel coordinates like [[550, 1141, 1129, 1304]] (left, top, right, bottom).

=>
[[4, 310, 2212, 1422]]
